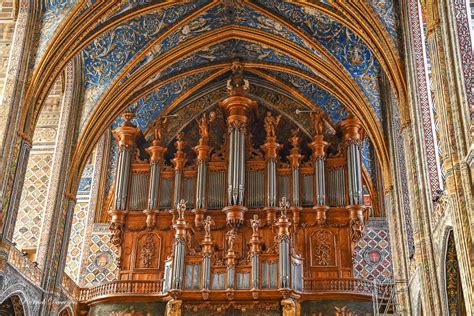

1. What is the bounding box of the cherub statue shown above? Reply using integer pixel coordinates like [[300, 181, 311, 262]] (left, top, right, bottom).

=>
[[250, 214, 261, 237], [152, 117, 168, 144], [289, 128, 300, 148], [196, 112, 216, 139], [264, 111, 281, 139], [311, 110, 326, 136], [226, 229, 237, 252], [203, 215, 215, 239], [176, 199, 187, 220], [279, 196, 290, 218]]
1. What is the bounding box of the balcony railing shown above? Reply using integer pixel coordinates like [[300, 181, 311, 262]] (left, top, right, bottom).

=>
[[303, 278, 393, 299], [8, 246, 42, 287], [79, 280, 164, 302]]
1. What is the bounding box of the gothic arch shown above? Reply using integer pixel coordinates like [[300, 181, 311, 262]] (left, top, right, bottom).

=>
[[65, 29, 391, 200], [0, 288, 30, 316]]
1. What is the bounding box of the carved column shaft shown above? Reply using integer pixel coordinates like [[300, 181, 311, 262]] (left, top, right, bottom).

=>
[[172, 135, 186, 209]]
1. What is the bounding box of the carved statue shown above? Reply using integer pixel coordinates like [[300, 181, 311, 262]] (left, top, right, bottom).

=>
[[227, 60, 249, 92], [264, 112, 281, 139], [350, 217, 365, 242], [175, 132, 185, 152], [152, 117, 168, 144], [250, 214, 261, 237], [226, 229, 237, 252], [279, 196, 290, 218], [196, 112, 216, 139], [176, 199, 187, 220], [311, 110, 326, 136], [289, 128, 300, 148], [203, 216, 215, 239], [109, 222, 123, 247]]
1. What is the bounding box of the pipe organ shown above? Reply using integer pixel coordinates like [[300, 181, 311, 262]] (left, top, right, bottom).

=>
[[108, 63, 371, 309]]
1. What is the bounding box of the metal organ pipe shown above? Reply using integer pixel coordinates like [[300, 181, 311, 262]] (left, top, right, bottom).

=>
[[239, 131, 245, 205]]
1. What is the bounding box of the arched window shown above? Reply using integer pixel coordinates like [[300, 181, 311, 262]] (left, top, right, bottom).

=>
[[445, 231, 467, 315]]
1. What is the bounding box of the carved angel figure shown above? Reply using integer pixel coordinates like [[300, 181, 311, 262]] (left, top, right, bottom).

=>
[[196, 112, 216, 139], [250, 214, 261, 237], [203, 216, 215, 238], [289, 128, 300, 148], [152, 117, 168, 143], [226, 229, 237, 252], [175, 132, 185, 151], [279, 196, 290, 218], [176, 199, 187, 220], [311, 110, 326, 136], [264, 111, 281, 139]]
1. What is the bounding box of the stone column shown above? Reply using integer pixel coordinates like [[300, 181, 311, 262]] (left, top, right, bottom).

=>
[[144, 122, 167, 229], [172, 133, 186, 209], [109, 110, 140, 249], [340, 117, 366, 242], [192, 113, 214, 228], [171, 200, 188, 293], [276, 197, 291, 290], [262, 112, 281, 225], [309, 133, 329, 225], [2, 137, 31, 242], [0, 2, 41, 237], [220, 61, 256, 230], [288, 130, 303, 227], [421, 1, 473, 312]]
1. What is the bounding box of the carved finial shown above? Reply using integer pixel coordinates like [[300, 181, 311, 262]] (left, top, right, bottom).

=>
[[227, 60, 249, 95], [203, 215, 215, 239], [279, 197, 290, 218], [176, 199, 187, 220], [264, 111, 281, 139]]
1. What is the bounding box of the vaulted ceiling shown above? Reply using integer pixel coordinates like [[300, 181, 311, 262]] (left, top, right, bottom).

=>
[[30, 0, 404, 191]]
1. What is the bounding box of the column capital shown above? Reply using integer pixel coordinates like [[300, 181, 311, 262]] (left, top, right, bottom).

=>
[[146, 144, 167, 164], [309, 135, 329, 159], [112, 111, 140, 149], [340, 117, 365, 145]]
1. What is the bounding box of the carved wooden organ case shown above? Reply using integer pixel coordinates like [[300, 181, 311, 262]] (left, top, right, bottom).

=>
[[108, 66, 373, 302]]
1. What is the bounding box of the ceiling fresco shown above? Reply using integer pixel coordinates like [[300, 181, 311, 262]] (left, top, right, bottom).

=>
[[37, 0, 79, 60], [33, 1, 402, 185], [254, 1, 382, 116]]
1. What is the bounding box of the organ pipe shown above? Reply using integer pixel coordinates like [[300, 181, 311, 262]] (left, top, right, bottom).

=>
[[340, 116, 366, 242], [110, 110, 140, 241], [172, 133, 186, 209], [309, 133, 329, 224]]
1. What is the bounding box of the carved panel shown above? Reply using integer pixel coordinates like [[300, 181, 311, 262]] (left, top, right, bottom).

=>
[[310, 230, 336, 267], [136, 233, 161, 270]]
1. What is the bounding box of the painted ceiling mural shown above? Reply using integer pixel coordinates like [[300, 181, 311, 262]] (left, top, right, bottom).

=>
[[33, 1, 401, 182]]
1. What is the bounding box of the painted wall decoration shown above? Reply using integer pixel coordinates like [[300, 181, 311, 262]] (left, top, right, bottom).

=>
[[80, 224, 119, 287], [368, 0, 400, 46], [88, 302, 166, 316], [352, 218, 393, 284]]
